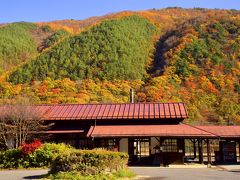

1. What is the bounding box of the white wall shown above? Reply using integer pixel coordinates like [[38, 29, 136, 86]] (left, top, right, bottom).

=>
[[119, 138, 128, 153]]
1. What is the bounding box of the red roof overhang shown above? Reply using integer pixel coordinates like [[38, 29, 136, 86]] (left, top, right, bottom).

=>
[[87, 124, 217, 138], [197, 126, 240, 138]]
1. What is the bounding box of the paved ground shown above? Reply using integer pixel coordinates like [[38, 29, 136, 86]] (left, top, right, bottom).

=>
[[0, 169, 48, 180], [130, 166, 240, 180], [0, 166, 240, 180]]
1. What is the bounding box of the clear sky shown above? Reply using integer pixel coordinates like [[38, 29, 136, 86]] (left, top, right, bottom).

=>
[[0, 0, 240, 23]]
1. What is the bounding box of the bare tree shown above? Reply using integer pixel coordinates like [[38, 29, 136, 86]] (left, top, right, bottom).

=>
[[0, 99, 50, 149]]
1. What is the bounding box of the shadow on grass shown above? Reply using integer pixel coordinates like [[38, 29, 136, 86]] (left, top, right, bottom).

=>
[[140, 177, 166, 180]]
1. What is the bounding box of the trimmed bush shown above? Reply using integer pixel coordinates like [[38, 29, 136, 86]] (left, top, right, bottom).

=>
[[50, 149, 129, 175], [33, 143, 73, 167], [0, 143, 73, 169], [0, 143, 129, 173], [0, 149, 23, 168]]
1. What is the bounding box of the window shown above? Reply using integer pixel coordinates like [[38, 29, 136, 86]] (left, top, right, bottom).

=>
[[100, 139, 118, 150], [162, 139, 178, 152], [79, 139, 93, 149]]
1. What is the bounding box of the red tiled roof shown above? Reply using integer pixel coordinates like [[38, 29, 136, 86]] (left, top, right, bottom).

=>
[[0, 105, 50, 118], [87, 124, 216, 138], [0, 102, 187, 120], [40, 102, 188, 120], [197, 126, 240, 138], [1, 129, 84, 135]]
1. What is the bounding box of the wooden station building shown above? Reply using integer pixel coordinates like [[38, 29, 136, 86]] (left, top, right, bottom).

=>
[[27, 102, 240, 166], [1, 102, 240, 166]]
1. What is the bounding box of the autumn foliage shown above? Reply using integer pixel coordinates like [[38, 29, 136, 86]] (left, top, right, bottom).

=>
[[0, 8, 239, 125], [20, 140, 42, 154]]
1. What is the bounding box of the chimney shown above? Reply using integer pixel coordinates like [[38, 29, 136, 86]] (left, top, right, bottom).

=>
[[130, 88, 134, 103]]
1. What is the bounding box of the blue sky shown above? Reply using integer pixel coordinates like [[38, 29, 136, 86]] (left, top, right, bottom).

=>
[[0, 0, 240, 23]]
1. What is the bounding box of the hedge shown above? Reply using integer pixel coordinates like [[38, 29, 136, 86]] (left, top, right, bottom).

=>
[[0, 143, 72, 169], [0, 143, 129, 175], [50, 149, 129, 175]]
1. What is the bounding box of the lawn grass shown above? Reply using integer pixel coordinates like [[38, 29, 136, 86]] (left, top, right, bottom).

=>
[[44, 168, 136, 180]]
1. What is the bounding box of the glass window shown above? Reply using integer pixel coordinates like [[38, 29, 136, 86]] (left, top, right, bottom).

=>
[[99, 139, 118, 150], [162, 139, 178, 152]]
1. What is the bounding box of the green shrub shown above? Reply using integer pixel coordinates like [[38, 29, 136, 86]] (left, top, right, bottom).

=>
[[50, 149, 129, 175], [0, 143, 73, 169], [33, 143, 73, 167], [0, 149, 23, 168]]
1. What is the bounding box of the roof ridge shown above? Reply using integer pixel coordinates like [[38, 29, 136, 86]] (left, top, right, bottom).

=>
[[22, 102, 185, 106]]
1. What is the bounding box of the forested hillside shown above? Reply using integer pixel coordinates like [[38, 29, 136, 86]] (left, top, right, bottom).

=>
[[0, 22, 56, 75], [0, 8, 239, 125], [8, 16, 157, 83], [0, 22, 38, 74]]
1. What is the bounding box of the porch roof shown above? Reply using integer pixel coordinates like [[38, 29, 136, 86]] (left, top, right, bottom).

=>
[[87, 124, 217, 138], [197, 126, 240, 138]]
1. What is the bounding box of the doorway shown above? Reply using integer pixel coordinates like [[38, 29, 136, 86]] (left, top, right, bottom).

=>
[[129, 138, 151, 165]]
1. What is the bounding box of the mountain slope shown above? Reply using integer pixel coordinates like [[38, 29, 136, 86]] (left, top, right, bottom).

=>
[[0, 8, 239, 125], [0, 22, 56, 75], [8, 16, 157, 83], [143, 17, 240, 124], [0, 22, 38, 74]]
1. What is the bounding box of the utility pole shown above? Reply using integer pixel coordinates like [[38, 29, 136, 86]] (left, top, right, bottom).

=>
[[130, 88, 134, 103]]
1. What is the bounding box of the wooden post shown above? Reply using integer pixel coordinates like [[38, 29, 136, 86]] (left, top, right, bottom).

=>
[[193, 139, 197, 159], [117, 138, 121, 152], [239, 140, 240, 163], [198, 139, 203, 164], [159, 137, 162, 167], [207, 139, 211, 167]]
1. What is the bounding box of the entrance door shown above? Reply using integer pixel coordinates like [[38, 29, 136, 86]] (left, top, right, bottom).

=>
[[129, 138, 150, 164], [220, 141, 237, 163]]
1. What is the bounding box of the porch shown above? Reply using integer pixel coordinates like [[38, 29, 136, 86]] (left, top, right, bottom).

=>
[[92, 137, 240, 166], [50, 123, 240, 166]]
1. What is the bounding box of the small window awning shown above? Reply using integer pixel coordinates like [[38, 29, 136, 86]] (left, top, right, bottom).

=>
[[87, 124, 217, 138], [34, 130, 84, 134], [44, 130, 84, 134]]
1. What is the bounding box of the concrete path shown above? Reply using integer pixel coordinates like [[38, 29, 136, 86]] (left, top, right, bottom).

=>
[[0, 166, 240, 180], [130, 166, 240, 180], [0, 169, 48, 180]]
